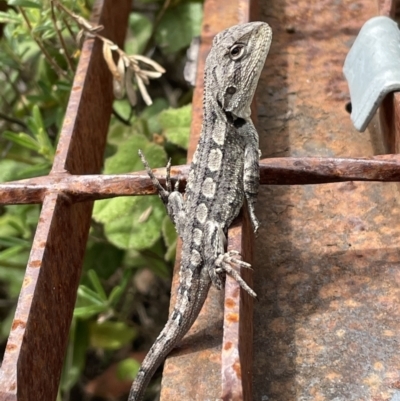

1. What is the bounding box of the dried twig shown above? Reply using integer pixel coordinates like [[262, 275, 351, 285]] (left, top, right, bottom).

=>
[[18, 6, 68, 78], [53, 0, 166, 106], [50, 0, 75, 72]]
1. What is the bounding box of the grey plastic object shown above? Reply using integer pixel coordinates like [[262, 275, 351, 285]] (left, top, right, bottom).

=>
[[343, 16, 400, 132]]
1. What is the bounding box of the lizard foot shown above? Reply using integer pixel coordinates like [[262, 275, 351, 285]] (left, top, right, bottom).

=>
[[139, 149, 172, 203], [215, 251, 256, 297]]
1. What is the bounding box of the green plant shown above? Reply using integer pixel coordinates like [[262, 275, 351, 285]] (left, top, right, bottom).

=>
[[0, 0, 203, 399]]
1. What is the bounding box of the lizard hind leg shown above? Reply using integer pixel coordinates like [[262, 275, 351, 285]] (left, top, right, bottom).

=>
[[204, 221, 256, 298]]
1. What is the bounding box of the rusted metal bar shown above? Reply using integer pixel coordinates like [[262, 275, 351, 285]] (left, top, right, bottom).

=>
[[378, 2, 400, 154], [159, 0, 259, 399], [259, 155, 400, 184], [0, 1, 131, 400], [5, 156, 400, 205], [378, 0, 396, 19]]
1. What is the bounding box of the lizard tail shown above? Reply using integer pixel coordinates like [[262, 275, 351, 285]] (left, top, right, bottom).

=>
[[128, 276, 211, 401]]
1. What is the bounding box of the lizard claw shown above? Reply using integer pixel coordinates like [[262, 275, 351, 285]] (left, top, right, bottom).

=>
[[215, 251, 256, 297], [139, 149, 170, 202]]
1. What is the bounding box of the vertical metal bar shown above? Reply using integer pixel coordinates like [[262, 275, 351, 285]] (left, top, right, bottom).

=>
[[160, 0, 258, 399], [378, 1, 400, 154], [0, 1, 131, 400]]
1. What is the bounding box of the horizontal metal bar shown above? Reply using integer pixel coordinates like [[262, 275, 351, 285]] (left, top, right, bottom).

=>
[[2, 156, 400, 205]]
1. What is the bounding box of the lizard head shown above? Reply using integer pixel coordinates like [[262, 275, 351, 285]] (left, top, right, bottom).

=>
[[206, 21, 272, 120]]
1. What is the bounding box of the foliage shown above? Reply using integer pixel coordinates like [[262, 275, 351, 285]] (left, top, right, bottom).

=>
[[0, 0, 202, 399]]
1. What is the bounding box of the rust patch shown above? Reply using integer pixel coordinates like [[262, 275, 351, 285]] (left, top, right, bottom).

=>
[[224, 341, 233, 351], [226, 313, 239, 324], [22, 277, 31, 288], [6, 344, 17, 352], [225, 298, 236, 308], [29, 260, 41, 268], [233, 361, 241, 380], [11, 320, 26, 331]]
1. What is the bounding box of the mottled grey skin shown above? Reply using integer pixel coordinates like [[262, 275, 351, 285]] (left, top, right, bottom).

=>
[[128, 22, 272, 401]]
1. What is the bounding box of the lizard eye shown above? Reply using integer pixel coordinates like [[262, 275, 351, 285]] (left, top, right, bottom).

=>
[[229, 44, 246, 60]]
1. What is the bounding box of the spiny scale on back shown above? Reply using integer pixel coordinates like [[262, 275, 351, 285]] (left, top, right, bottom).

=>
[[128, 22, 272, 401]]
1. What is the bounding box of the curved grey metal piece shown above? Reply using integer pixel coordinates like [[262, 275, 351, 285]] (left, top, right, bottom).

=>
[[343, 16, 400, 132]]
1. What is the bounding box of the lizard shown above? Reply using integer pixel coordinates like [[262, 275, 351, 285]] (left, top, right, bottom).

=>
[[128, 21, 272, 401]]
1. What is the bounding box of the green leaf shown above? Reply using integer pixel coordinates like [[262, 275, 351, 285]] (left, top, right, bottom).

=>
[[116, 358, 141, 381], [0, 236, 30, 247], [83, 242, 124, 280], [89, 321, 136, 350], [155, 3, 203, 54], [87, 270, 107, 301], [108, 269, 132, 306], [107, 121, 140, 145], [140, 97, 169, 134], [104, 133, 166, 174], [113, 100, 134, 123], [164, 127, 190, 150], [29, 105, 54, 161], [93, 196, 165, 251], [0, 10, 21, 23], [12, 162, 52, 180], [60, 319, 89, 392], [31, 105, 45, 131], [0, 266, 24, 297], [158, 104, 192, 149], [92, 134, 167, 250], [0, 307, 16, 342], [0, 160, 28, 183], [0, 245, 27, 261], [124, 245, 170, 277], [7, 0, 41, 8], [73, 304, 108, 319], [77, 285, 105, 306], [108, 286, 123, 306], [3, 131, 39, 151]]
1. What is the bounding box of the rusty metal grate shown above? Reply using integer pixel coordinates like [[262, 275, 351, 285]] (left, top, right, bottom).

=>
[[1, 0, 400, 400]]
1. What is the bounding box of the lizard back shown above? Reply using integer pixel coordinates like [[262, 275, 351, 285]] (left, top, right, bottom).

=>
[[128, 21, 272, 401]]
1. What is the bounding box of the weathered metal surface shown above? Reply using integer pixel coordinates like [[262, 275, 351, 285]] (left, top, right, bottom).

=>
[[379, 0, 396, 18], [6, 157, 400, 204], [221, 209, 254, 401], [0, 167, 190, 204], [259, 156, 400, 184], [0, 1, 131, 400], [7, 155, 400, 204], [373, 0, 400, 158], [378, 4, 400, 169], [254, 1, 400, 400], [1, 0, 400, 400]]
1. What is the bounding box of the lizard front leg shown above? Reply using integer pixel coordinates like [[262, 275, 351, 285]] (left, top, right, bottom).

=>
[[139, 150, 186, 237], [242, 125, 261, 233]]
